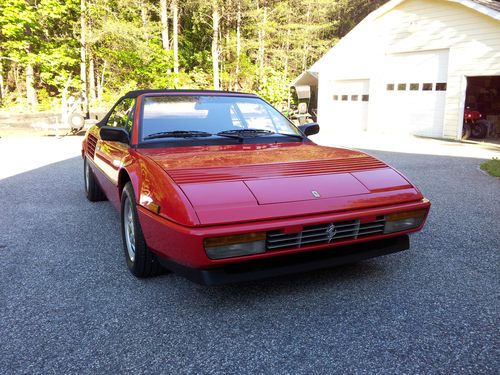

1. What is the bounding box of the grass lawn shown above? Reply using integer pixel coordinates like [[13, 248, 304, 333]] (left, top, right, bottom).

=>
[[480, 158, 500, 177]]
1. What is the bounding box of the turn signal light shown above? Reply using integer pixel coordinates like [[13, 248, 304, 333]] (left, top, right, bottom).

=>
[[385, 209, 426, 222], [146, 202, 161, 214], [384, 209, 427, 234], [204, 232, 267, 259]]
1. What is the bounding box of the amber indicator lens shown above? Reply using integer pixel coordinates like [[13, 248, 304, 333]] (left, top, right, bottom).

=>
[[384, 209, 427, 234], [148, 202, 161, 214], [204, 232, 267, 259], [204, 232, 266, 248], [385, 209, 426, 222]]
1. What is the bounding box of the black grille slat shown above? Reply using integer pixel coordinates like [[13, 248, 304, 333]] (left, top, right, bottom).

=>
[[358, 223, 385, 230], [268, 228, 358, 243], [266, 217, 386, 250]]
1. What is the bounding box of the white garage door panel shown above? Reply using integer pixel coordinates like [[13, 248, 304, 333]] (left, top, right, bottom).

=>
[[386, 50, 449, 82], [379, 50, 449, 137], [329, 79, 370, 132]]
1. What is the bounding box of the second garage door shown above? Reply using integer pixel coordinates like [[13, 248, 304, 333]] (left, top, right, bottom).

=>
[[376, 49, 449, 137]]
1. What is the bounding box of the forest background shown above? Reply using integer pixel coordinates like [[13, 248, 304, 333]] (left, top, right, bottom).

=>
[[0, 0, 386, 115]]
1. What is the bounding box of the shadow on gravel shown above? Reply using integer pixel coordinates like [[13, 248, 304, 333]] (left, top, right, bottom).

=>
[[183, 261, 390, 300], [1, 149, 498, 295], [1, 147, 498, 374], [0, 154, 398, 297]]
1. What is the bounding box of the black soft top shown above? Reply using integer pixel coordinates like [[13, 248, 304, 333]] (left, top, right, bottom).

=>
[[123, 89, 257, 98]]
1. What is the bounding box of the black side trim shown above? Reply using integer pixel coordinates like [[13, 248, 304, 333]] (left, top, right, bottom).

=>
[[157, 235, 410, 286]]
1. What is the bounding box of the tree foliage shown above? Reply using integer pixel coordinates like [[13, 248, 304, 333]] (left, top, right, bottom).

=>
[[0, 0, 386, 111]]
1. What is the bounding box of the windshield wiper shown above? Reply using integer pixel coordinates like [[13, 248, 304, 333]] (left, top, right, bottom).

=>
[[217, 129, 303, 141], [217, 129, 274, 139], [144, 130, 213, 140]]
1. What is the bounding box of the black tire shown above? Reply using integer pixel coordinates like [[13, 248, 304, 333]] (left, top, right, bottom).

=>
[[471, 121, 488, 139], [84, 157, 107, 201], [121, 182, 163, 278], [462, 123, 471, 140]]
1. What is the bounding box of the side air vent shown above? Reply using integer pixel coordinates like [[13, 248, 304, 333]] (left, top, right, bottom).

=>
[[87, 134, 97, 158]]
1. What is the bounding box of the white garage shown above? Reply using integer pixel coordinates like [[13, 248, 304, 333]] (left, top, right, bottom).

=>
[[293, 0, 500, 140]]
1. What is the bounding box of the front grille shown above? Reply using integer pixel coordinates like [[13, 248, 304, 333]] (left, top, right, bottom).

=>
[[87, 134, 97, 158], [266, 217, 385, 250]]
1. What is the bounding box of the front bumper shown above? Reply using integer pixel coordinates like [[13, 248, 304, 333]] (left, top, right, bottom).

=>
[[156, 235, 409, 285], [137, 199, 429, 269]]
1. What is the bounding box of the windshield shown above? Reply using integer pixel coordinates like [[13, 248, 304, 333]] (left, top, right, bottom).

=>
[[140, 95, 300, 141]]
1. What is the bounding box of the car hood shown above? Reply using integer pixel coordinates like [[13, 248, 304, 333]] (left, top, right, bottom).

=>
[[140, 143, 423, 225]]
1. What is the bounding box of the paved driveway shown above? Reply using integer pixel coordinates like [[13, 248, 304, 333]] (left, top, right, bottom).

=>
[[0, 136, 498, 374]]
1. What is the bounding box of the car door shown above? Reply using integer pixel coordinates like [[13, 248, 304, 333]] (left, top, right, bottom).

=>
[[94, 98, 135, 192]]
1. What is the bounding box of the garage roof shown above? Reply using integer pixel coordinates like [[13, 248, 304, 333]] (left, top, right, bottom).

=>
[[306, 0, 500, 74], [471, 0, 500, 12], [367, 0, 500, 24]]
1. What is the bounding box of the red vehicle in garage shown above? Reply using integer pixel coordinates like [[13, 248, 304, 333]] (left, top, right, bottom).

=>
[[82, 90, 430, 285], [462, 107, 489, 139]]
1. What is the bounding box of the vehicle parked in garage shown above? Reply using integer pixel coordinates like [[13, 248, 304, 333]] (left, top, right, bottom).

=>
[[82, 90, 430, 285], [462, 107, 490, 140]]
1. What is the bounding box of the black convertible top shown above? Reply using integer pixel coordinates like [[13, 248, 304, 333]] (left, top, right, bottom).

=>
[[123, 89, 257, 98]]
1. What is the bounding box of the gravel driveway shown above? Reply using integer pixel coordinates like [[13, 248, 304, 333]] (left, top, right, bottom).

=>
[[0, 136, 498, 374]]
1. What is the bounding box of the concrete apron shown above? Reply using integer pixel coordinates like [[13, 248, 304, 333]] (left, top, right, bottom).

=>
[[311, 130, 500, 160]]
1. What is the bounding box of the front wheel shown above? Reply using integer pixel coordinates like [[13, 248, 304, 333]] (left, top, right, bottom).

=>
[[471, 120, 488, 139], [121, 182, 163, 278]]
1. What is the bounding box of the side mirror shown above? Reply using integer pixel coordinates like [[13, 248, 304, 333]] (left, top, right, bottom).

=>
[[100, 126, 130, 144], [298, 123, 320, 136]]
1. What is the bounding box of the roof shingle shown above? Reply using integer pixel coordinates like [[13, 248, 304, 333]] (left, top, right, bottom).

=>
[[471, 0, 500, 13]]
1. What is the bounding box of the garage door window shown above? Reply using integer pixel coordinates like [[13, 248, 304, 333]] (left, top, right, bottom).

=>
[[436, 83, 447, 91], [410, 83, 419, 91], [387, 84, 394, 91], [397, 83, 407, 91], [333, 94, 368, 101], [422, 83, 433, 91]]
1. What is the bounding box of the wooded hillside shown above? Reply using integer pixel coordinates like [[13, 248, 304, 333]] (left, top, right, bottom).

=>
[[0, 0, 385, 113]]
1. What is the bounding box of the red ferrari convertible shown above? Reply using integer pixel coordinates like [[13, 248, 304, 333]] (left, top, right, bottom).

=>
[[82, 90, 430, 284]]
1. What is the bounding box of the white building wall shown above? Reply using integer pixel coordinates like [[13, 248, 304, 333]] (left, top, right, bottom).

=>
[[315, 0, 500, 140]]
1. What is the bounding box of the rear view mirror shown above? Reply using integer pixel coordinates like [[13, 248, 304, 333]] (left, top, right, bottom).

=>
[[298, 123, 320, 136], [100, 126, 130, 144]]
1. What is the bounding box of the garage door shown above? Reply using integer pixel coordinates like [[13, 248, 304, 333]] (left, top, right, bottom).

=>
[[378, 50, 449, 137], [329, 79, 370, 132]]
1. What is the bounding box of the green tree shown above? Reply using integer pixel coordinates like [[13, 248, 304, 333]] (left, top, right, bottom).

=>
[[0, 0, 387, 110]]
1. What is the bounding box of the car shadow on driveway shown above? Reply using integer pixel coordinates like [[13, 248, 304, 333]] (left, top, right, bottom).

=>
[[1, 150, 498, 375], [0, 155, 392, 297], [1, 150, 498, 294]]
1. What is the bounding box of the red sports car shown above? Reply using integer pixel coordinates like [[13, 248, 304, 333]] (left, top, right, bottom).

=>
[[82, 90, 430, 285]]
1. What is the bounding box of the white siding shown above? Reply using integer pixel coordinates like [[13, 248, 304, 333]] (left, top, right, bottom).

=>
[[376, 50, 449, 137], [316, 0, 500, 140]]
